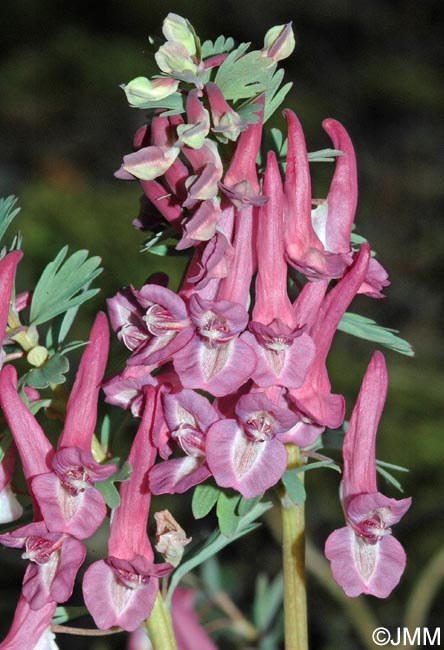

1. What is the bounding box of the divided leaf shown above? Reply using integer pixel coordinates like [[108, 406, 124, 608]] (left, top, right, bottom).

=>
[[0, 195, 20, 243], [30, 247, 102, 326], [338, 312, 414, 357]]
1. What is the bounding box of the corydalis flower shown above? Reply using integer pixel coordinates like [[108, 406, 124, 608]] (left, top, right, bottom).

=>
[[325, 352, 411, 597], [0, 595, 57, 649], [108, 282, 193, 368], [83, 388, 172, 632], [0, 313, 115, 539], [0, 521, 85, 611]]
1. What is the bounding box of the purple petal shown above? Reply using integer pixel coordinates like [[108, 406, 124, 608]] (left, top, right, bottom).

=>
[[83, 559, 158, 632], [325, 526, 407, 598], [206, 419, 288, 498], [173, 335, 256, 397], [32, 472, 107, 539], [149, 457, 211, 495]]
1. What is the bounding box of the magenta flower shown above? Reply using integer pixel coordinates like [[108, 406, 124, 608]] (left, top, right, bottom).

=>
[[0, 447, 23, 524], [289, 244, 371, 429], [108, 282, 193, 367], [0, 521, 85, 611], [149, 388, 219, 494], [325, 352, 411, 597], [83, 387, 172, 632], [0, 250, 23, 368], [171, 588, 218, 650], [206, 390, 293, 498], [241, 151, 315, 389], [0, 595, 57, 649], [0, 313, 116, 539]]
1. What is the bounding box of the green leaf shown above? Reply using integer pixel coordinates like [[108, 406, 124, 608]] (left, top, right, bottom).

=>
[[0, 195, 20, 242], [307, 148, 345, 162], [264, 71, 292, 123], [237, 493, 263, 516], [201, 35, 235, 59], [292, 459, 341, 475], [192, 482, 221, 519], [338, 312, 414, 357], [253, 572, 284, 633], [0, 431, 13, 463], [281, 470, 306, 505], [200, 555, 222, 595], [214, 43, 270, 101], [216, 489, 241, 537], [376, 459, 409, 493], [30, 246, 102, 326], [166, 500, 273, 604], [94, 461, 131, 509], [52, 606, 88, 625], [24, 353, 69, 388]]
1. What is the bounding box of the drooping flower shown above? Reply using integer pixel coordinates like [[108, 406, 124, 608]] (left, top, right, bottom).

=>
[[83, 387, 172, 632], [325, 352, 411, 597]]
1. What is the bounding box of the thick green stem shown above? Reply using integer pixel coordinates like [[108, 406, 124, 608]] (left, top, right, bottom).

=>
[[146, 592, 177, 650], [281, 444, 308, 650]]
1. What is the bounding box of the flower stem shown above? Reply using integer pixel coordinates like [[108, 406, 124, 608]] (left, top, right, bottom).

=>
[[281, 444, 308, 650], [146, 592, 177, 650]]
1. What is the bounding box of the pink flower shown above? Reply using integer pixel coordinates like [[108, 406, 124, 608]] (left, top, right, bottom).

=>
[[0, 447, 23, 524], [108, 282, 193, 367], [0, 313, 116, 539], [171, 588, 218, 650], [206, 390, 292, 498], [289, 244, 371, 429], [241, 151, 315, 389], [0, 595, 57, 649], [0, 521, 85, 611], [325, 352, 411, 597], [149, 388, 219, 494], [83, 388, 172, 632]]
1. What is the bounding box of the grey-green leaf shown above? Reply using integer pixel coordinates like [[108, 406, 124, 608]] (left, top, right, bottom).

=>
[[192, 482, 221, 519], [338, 312, 414, 357], [30, 246, 102, 326], [24, 353, 70, 389], [0, 195, 20, 242], [166, 501, 273, 604], [282, 470, 306, 505], [216, 490, 241, 537]]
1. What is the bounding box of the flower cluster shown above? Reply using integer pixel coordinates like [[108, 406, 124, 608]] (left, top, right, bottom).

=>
[[0, 12, 411, 649]]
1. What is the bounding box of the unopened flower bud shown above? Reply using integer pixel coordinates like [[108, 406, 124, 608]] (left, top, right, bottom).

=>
[[262, 23, 295, 62], [154, 510, 191, 567], [121, 76, 179, 107], [27, 345, 49, 367], [162, 13, 198, 57]]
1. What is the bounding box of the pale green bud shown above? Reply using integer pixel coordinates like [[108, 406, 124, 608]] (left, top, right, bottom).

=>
[[121, 76, 179, 107], [263, 23, 295, 62], [162, 13, 198, 57], [27, 345, 49, 367]]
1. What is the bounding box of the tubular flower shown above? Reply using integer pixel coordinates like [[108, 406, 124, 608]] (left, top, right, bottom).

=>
[[0, 313, 116, 539], [325, 352, 411, 597], [0, 595, 57, 650], [83, 388, 172, 632]]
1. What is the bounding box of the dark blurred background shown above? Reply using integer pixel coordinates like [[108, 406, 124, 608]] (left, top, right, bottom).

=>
[[1, 1, 443, 648]]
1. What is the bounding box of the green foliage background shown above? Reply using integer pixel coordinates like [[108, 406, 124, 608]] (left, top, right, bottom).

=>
[[1, 1, 443, 648]]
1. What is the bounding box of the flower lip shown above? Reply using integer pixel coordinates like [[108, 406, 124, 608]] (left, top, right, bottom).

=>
[[52, 447, 116, 496], [107, 556, 152, 590], [171, 423, 207, 457], [250, 319, 305, 352], [350, 511, 392, 543], [22, 533, 66, 564], [144, 304, 190, 336]]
